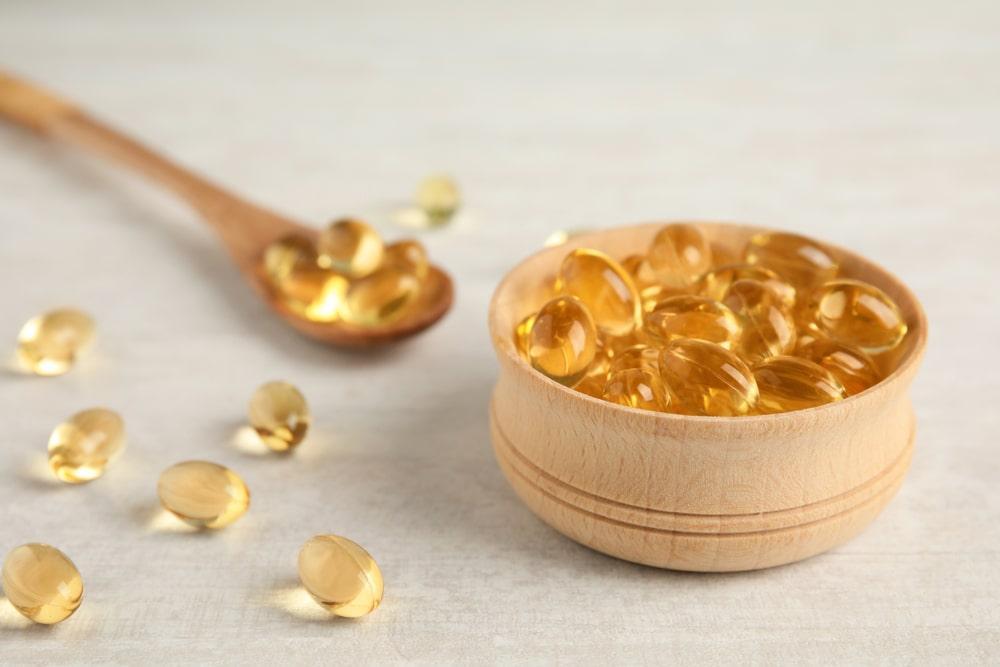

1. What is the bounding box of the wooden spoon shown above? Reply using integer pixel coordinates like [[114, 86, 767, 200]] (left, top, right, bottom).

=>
[[0, 71, 453, 347]]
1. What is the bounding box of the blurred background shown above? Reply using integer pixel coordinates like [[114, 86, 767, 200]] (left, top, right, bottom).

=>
[[0, 1, 997, 663]]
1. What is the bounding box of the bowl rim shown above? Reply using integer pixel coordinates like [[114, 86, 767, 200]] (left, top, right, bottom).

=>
[[489, 220, 928, 423]]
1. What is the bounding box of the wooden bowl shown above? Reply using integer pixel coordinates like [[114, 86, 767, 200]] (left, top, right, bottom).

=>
[[488, 222, 927, 572]]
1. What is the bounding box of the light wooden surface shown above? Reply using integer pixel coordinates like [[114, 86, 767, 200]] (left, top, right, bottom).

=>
[[489, 222, 926, 572], [0, 1, 998, 664]]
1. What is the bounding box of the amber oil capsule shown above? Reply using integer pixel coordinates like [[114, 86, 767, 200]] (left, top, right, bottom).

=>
[[416, 174, 460, 225], [602, 324, 651, 356], [621, 254, 656, 287], [263, 234, 348, 322], [608, 344, 661, 374], [753, 355, 847, 414], [317, 218, 385, 278], [16, 308, 94, 376], [342, 267, 421, 326], [556, 248, 641, 337], [298, 534, 384, 618], [157, 461, 250, 529], [301, 275, 350, 322], [573, 372, 608, 398], [658, 339, 758, 416], [48, 408, 125, 483], [696, 264, 796, 309], [796, 336, 880, 395], [659, 338, 757, 416], [723, 279, 797, 364], [513, 312, 537, 360], [573, 334, 617, 397], [383, 239, 429, 280], [249, 381, 310, 452], [603, 368, 670, 411], [263, 234, 323, 301], [708, 242, 740, 268], [646, 223, 713, 289], [264, 234, 317, 283], [2, 544, 84, 624], [803, 279, 908, 354], [644, 295, 741, 349], [588, 334, 615, 378], [621, 254, 667, 311], [744, 231, 838, 289], [528, 296, 597, 387], [640, 282, 694, 314]]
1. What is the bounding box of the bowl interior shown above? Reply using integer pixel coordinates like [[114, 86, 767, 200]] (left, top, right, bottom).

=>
[[490, 221, 927, 393]]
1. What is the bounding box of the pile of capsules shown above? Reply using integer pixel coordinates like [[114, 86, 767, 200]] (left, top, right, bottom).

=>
[[515, 224, 909, 416], [3, 312, 383, 624], [262, 218, 433, 326], [261, 172, 461, 328]]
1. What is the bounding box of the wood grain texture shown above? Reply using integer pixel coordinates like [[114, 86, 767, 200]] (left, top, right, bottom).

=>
[[489, 222, 927, 571]]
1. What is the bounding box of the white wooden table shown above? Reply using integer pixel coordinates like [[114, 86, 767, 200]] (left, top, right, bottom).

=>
[[1, 1, 997, 663]]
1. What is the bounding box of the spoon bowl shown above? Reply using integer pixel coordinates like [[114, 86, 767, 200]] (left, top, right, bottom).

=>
[[0, 71, 453, 347], [260, 261, 454, 347]]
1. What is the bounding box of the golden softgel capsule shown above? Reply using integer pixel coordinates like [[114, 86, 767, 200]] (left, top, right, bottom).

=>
[[804, 279, 908, 354], [621, 253, 664, 311], [383, 239, 429, 280], [157, 461, 250, 529], [587, 336, 614, 378], [644, 295, 741, 349], [249, 381, 310, 452], [603, 368, 670, 411], [708, 241, 740, 268], [556, 248, 641, 337], [263, 234, 319, 289], [527, 296, 598, 386], [646, 223, 712, 289], [263, 234, 347, 322], [744, 231, 838, 289], [658, 339, 759, 416], [608, 344, 660, 374], [2, 543, 83, 625], [343, 266, 421, 326], [48, 408, 125, 484], [753, 356, 847, 414], [573, 372, 607, 398], [722, 279, 797, 365], [696, 264, 796, 309], [298, 534, 383, 618], [513, 313, 536, 359], [318, 218, 384, 279], [16, 308, 94, 376], [416, 174, 460, 225], [796, 336, 880, 396]]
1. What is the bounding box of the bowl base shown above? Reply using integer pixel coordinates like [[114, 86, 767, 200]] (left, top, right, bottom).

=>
[[491, 399, 914, 572]]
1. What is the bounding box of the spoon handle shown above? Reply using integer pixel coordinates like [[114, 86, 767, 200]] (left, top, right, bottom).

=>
[[0, 71, 300, 261], [0, 70, 74, 132]]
